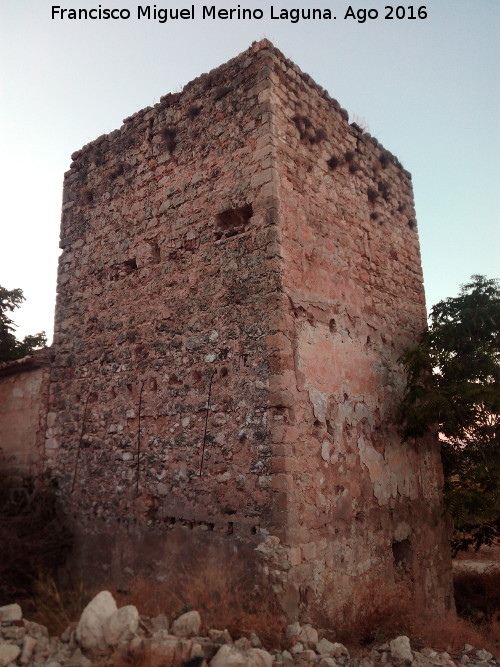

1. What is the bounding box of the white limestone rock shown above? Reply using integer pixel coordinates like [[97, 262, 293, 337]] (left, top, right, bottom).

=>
[[317, 638, 337, 657], [300, 623, 318, 647], [285, 621, 301, 641], [210, 643, 273, 666], [0, 642, 21, 667], [390, 636, 413, 664], [19, 635, 37, 664], [318, 658, 338, 667], [103, 605, 139, 646], [0, 603, 22, 622], [75, 591, 118, 651], [171, 610, 201, 638]]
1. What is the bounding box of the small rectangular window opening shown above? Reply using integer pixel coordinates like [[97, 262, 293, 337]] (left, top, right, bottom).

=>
[[215, 203, 253, 240]]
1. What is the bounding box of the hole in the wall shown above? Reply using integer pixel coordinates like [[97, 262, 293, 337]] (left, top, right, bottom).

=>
[[149, 377, 157, 392], [408, 219, 416, 230], [123, 258, 137, 273], [379, 153, 390, 168], [220, 367, 228, 378], [292, 114, 312, 140], [214, 86, 231, 101], [378, 181, 390, 201], [327, 156, 339, 170], [126, 384, 133, 395], [169, 374, 182, 386], [216, 203, 253, 236], [329, 318, 337, 334], [187, 105, 202, 119], [81, 188, 94, 204], [344, 150, 355, 163], [392, 538, 412, 574], [251, 525, 258, 535], [309, 127, 326, 144], [90, 148, 104, 166], [226, 522, 234, 535], [161, 126, 177, 153]]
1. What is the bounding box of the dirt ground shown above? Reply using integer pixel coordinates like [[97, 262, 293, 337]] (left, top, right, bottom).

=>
[[453, 541, 500, 573]]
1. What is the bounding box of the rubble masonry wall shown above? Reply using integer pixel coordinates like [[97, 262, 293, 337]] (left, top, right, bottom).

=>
[[46, 41, 453, 621]]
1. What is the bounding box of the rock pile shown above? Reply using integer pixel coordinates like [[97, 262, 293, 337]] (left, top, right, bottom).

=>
[[0, 592, 497, 667]]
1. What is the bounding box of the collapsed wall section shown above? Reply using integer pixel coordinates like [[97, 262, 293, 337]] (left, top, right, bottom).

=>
[[48, 44, 284, 555], [264, 46, 453, 620]]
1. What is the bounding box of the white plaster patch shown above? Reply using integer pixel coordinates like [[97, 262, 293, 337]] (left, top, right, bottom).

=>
[[357, 435, 391, 506], [308, 387, 327, 423], [321, 440, 330, 462]]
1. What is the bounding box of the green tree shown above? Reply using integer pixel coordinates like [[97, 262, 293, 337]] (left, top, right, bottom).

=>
[[396, 275, 499, 555], [0, 286, 47, 363]]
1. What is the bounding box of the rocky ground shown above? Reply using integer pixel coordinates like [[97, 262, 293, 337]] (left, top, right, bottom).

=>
[[0, 591, 498, 667]]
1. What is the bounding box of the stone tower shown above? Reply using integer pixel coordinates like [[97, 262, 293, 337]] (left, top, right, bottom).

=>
[[47, 41, 453, 621]]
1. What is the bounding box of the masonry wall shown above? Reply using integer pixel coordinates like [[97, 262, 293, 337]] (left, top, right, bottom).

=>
[[0, 355, 50, 476], [48, 41, 453, 621], [262, 46, 453, 620], [49, 43, 284, 545]]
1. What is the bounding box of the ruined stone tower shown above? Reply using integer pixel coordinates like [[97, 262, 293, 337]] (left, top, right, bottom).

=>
[[47, 41, 453, 621]]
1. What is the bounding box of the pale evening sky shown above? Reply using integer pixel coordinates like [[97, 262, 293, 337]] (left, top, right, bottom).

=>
[[0, 0, 498, 342]]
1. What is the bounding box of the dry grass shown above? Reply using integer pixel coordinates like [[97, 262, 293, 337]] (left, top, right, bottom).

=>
[[114, 552, 285, 648], [23, 573, 93, 636], [321, 577, 499, 656], [415, 613, 499, 655], [330, 582, 416, 646]]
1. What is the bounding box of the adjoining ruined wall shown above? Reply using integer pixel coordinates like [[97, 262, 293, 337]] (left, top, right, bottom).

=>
[[48, 40, 453, 621], [0, 353, 51, 476], [263, 46, 453, 619]]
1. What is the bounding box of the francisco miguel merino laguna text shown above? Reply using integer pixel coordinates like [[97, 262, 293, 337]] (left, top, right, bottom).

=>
[[51, 4, 336, 23]]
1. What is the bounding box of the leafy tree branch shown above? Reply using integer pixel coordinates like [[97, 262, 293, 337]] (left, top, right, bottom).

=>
[[396, 275, 499, 555], [0, 286, 47, 363]]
